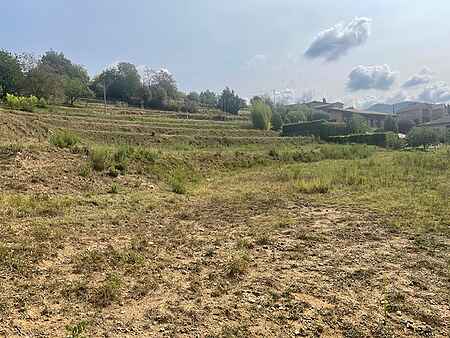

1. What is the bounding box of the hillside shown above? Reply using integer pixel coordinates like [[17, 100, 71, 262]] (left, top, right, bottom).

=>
[[0, 105, 449, 337], [368, 101, 418, 114]]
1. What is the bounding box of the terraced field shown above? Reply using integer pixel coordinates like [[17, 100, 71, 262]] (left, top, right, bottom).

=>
[[0, 105, 449, 337]]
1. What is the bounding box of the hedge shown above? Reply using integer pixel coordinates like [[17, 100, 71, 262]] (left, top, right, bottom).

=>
[[282, 120, 348, 139], [329, 132, 402, 148]]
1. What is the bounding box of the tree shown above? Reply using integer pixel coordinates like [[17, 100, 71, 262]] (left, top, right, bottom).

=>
[[25, 63, 64, 100], [22, 51, 90, 103], [64, 77, 92, 105], [218, 87, 243, 114], [407, 127, 441, 148], [271, 112, 284, 131], [187, 91, 200, 103], [199, 90, 217, 107], [384, 116, 399, 132], [398, 119, 415, 134], [250, 95, 273, 109], [346, 115, 370, 134], [92, 63, 141, 104], [0, 50, 23, 98], [250, 101, 272, 130]]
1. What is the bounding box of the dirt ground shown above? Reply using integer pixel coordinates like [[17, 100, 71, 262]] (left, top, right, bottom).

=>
[[0, 145, 448, 338]]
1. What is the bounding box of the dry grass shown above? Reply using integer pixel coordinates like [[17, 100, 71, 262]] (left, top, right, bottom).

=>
[[0, 105, 448, 337]]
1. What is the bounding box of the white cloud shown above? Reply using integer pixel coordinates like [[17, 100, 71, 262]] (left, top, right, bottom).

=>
[[245, 54, 267, 69], [384, 90, 410, 104], [350, 91, 411, 110], [416, 82, 450, 103], [275, 88, 295, 104], [305, 17, 371, 62], [347, 64, 397, 91], [402, 67, 433, 88]]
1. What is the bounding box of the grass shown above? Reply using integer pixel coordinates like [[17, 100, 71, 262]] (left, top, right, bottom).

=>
[[1, 104, 449, 337], [49, 129, 80, 148], [296, 177, 330, 194], [92, 273, 122, 307]]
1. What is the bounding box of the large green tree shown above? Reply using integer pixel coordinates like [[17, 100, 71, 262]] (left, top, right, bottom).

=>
[[0, 50, 23, 98], [24, 51, 90, 102], [218, 87, 244, 115], [92, 63, 141, 103], [199, 90, 217, 107]]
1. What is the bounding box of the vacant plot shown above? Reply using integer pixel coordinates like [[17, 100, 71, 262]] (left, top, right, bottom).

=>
[[0, 106, 449, 337]]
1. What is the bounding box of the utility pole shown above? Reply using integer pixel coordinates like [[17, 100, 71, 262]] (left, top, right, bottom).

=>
[[103, 80, 107, 115]]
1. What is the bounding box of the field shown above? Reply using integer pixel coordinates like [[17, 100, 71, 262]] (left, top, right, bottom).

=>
[[0, 106, 449, 337]]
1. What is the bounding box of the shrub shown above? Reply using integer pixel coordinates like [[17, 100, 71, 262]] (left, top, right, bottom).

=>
[[79, 164, 91, 177], [271, 112, 284, 131], [92, 273, 122, 307], [250, 101, 272, 130], [112, 145, 129, 174], [5, 93, 20, 109], [89, 146, 110, 171], [19, 95, 38, 112], [5, 94, 38, 112], [346, 115, 370, 134], [226, 253, 250, 278], [329, 132, 400, 148], [37, 98, 48, 108], [384, 116, 399, 132], [132, 147, 159, 163], [297, 178, 330, 194], [169, 174, 187, 194], [109, 183, 119, 194], [407, 127, 442, 148], [282, 120, 347, 139], [49, 130, 80, 148]]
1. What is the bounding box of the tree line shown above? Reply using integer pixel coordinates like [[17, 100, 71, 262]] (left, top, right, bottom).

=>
[[0, 49, 246, 114]]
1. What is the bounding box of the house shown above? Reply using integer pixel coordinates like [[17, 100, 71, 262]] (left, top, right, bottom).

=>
[[420, 115, 450, 130], [322, 107, 391, 128], [397, 103, 447, 124]]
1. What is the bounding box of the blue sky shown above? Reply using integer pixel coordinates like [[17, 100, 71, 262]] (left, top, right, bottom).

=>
[[1, 0, 450, 106]]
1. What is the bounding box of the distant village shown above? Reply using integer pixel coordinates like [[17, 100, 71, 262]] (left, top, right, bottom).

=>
[[288, 99, 450, 132]]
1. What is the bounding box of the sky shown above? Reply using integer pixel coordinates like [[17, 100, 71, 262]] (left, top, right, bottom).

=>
[[1, 0, 450, 107]]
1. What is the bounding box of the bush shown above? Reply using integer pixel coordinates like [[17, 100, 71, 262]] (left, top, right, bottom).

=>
[[282, 120, 347, 139], [297, 178, 330, 194], [384, 116, 399, 132], [169, 174, 187, 194], [89, 146, 110, 171], [112, 145, 129, 174], [329, 132, 400, 148], [5, 93, 39, 112], [37, 98, 48, 108], [346, 115, 370, 134], [407, 127, 442, 148], [49, 130, 80, 148], [5, 93, 20, 109], [250, 101, 272, 130], [271, 112, 284, 131]]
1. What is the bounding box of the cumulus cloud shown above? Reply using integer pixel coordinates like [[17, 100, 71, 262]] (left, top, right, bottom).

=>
[[402, 67, 433, 88], [384, 90, 410, 104], [305, 17, 371, 62], [275, 88, 296, 105], [416, 82, 450, 103], [347, 64, 397, 91]]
